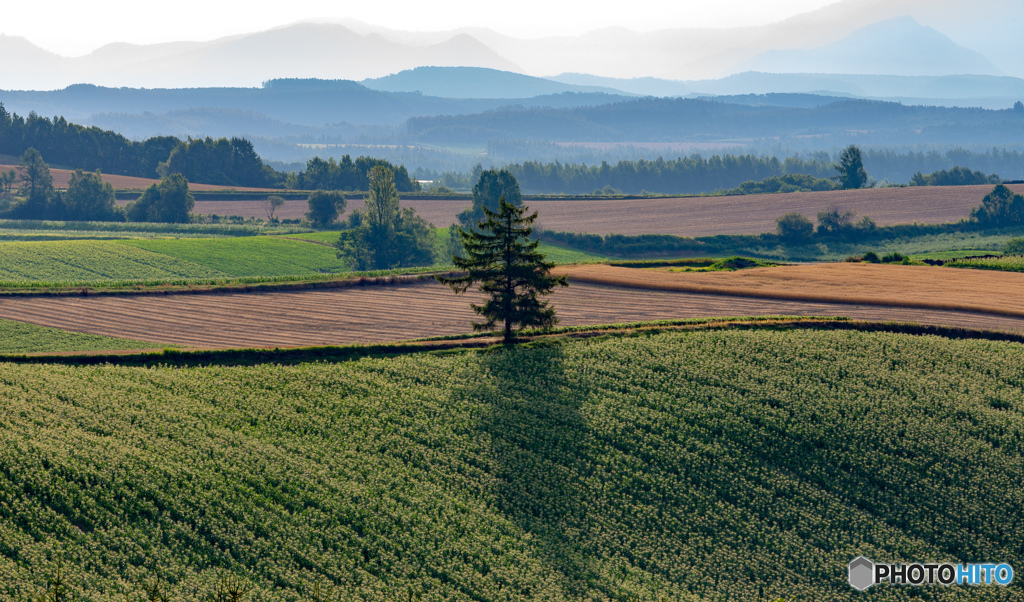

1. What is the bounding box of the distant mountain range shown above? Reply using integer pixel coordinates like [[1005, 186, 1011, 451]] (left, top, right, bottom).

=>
[[362, 67, 629, 99], [742, 17, 1000, 77], [3, 0, 1023, 89]]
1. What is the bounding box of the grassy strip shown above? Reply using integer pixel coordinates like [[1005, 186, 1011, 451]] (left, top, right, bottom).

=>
[[0, 318, 162, 354], [0, 268, 449, 296], [0, 219, 310, 236], [9, 316, 1024, 368]]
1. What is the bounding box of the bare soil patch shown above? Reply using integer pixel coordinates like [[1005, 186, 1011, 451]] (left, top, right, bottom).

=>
[[0, 278, 1022, 350]]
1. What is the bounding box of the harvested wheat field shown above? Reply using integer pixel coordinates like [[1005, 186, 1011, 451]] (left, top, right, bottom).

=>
[[146, 184, 1022, 236], [0, 277, 1023, 350], [555, 263, 1024, 317], [521, 184, 1024, 236]]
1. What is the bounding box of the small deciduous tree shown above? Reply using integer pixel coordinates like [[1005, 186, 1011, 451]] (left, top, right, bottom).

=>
[[264, 195, 285, 221], [816, 206, 856, 236], [971, 184, 1024, 226], [1005, 237, 1024, 255], [834, 145, 868, 190], [305, 190, 346, 227], [14, 147, 55, 218], [457, 169, 522, 229], [125, 174, 195, 223], [775, 212, 814, 243], [439, 197, 567, 343], [335, 166, 434, 270], [0, 168, 15, 196], [65, 169, 120, 221]]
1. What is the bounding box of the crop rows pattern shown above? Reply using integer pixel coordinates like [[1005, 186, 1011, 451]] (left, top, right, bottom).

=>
[[121, 238, 350, 278], [0, 330, 1022, 600], [0, 241, 229, 283]]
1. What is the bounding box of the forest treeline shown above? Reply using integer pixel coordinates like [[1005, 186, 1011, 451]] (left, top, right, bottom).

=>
[[1, 104, 1018, 196], [406, 97, 1024, 146], [0, 106, 418, 192]]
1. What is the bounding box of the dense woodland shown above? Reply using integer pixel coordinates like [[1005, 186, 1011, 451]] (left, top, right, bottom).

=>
[[0, 106, 417, 192]]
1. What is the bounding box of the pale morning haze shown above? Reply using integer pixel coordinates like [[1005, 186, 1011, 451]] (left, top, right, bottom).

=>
[[7, 0, 842, 55]]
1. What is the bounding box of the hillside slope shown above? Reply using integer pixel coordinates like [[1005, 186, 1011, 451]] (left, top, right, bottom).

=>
[[1, 329, 1022, 600]]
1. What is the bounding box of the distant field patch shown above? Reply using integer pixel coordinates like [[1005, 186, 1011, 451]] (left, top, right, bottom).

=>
[[0, 240, 229, 283], [122, 237, 349, 277]]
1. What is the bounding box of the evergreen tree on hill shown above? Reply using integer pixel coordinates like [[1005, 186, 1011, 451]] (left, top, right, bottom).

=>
[[440, 197, 566, 343]]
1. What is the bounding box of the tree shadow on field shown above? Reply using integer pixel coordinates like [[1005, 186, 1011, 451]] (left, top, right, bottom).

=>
[[473, 343, 607, 597]]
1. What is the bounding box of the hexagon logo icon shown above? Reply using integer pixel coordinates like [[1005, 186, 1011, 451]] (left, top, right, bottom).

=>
[[849, 556, 875, 591]]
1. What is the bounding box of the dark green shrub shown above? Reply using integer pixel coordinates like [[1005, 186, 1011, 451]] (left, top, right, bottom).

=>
[[862, 251, 880, 263], [1005, 237, 1024, 255]]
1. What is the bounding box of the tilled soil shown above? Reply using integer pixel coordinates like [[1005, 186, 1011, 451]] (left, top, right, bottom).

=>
[[0, 281, 1022, 349]]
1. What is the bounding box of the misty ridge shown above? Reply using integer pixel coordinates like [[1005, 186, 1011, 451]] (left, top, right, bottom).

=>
[[3, 0, 1024, 182]]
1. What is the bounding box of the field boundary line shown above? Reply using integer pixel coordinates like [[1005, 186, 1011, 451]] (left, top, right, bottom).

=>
[[555, 268, 1024, 320], [0, 271, 460, 298], [4, 317, 1024, 367]]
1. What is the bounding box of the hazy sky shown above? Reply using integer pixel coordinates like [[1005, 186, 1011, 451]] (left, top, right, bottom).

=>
[[7, 0, 840, 56]]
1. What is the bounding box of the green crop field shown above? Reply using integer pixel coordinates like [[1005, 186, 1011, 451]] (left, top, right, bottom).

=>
[[0, 240, 229, 283], [0, 319, 161, 354], [1, 328, 1022, 600], [946, 254, 1024, 272], [0, 229, 600, 288], [120, 237, 349, 278]]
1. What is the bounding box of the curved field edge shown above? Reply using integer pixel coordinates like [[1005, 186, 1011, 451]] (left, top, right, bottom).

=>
[[0, 318, 164, 354], [2, 327, 1023, 601]]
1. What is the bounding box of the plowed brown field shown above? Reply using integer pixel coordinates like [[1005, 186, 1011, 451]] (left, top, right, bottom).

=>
[[0, 274, 1022, 350], [126, 183, 1021, 236], [554, 263, 1024, 317]]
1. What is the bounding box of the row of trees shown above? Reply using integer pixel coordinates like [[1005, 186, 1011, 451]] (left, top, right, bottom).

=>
[[0, 148, 193, 222], [0, 106, 179, 178], [909, 166, 1000, 187], [291, 155, 419, 192]]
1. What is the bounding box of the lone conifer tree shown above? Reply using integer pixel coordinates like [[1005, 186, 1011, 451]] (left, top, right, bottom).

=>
[[439, 198, 567, 343]]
